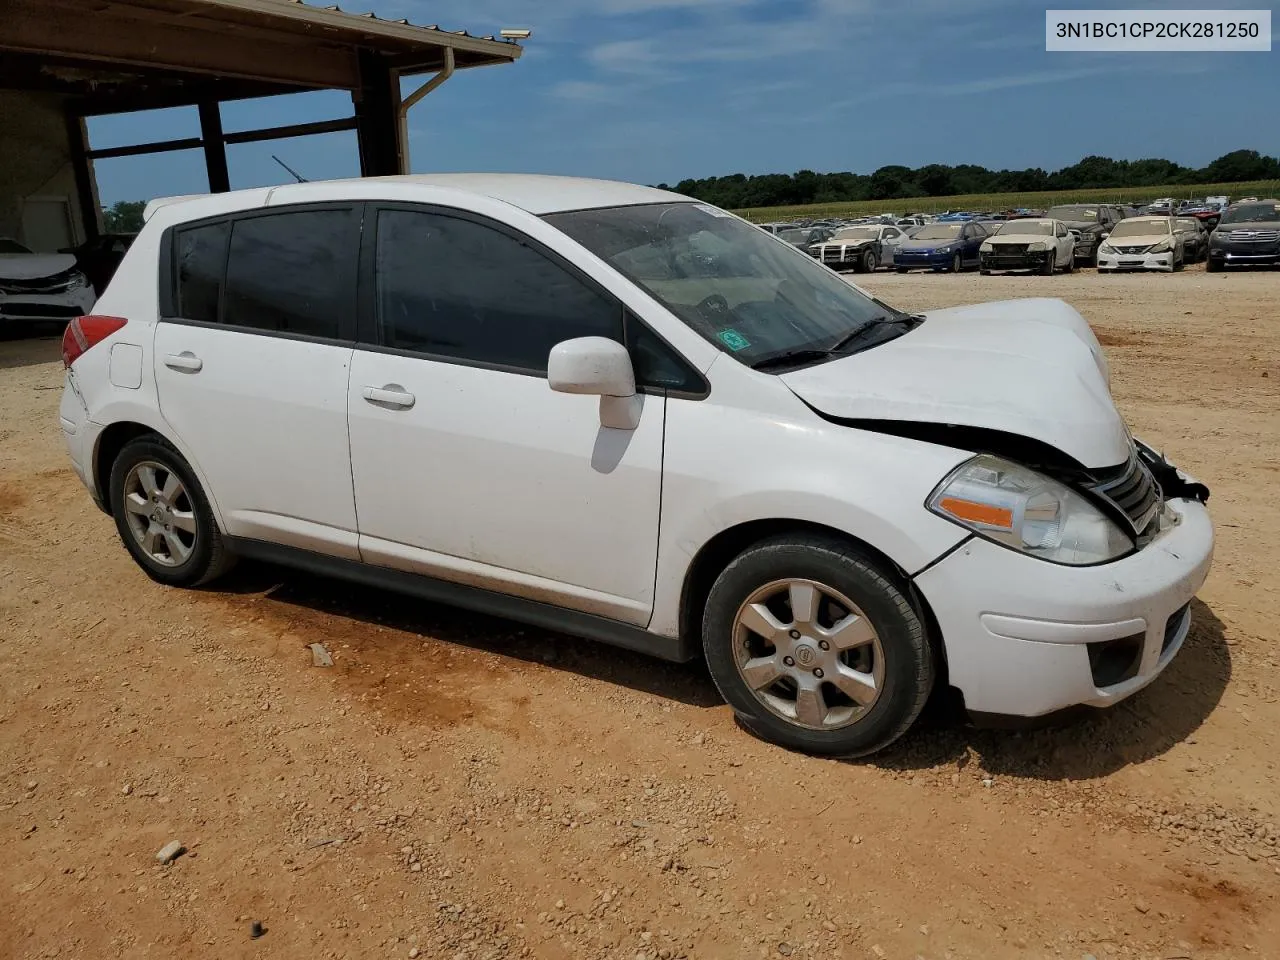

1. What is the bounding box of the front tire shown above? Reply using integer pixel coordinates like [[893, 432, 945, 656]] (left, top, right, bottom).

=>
[[108, 435, 234, 587], [950, 252, 962, 273], [1041, 251, 1055, 275], [701, 535, 934, 757], [861, 248, 876, 273]]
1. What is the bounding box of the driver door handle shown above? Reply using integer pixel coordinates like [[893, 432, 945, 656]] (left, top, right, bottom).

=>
[[362, 385, 415, 409]]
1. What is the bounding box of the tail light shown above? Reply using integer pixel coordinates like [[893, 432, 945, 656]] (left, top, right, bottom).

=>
[[62, 315, 128, 369]]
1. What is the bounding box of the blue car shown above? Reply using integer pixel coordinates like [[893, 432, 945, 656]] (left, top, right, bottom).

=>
[[893, 221, 990, 272]]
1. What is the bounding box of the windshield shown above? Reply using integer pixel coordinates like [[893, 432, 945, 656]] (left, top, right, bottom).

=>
[[834, 227, 879, 240], [912, 224, 963, 240], [546, 203, 904, 368], [777, 229, 809, 243], [996, 220, 1053, 236], [0, 238, 32, 254], [1221, 202, 1280, 224], [1175, 219, 1198, 231], [1047, 205, 1099, 222], [1110, 219, 1169, 238]]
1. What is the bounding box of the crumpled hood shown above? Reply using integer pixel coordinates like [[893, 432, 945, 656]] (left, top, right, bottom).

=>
[[819, 238, 874, 247], [779, 298, 1130, 469], [0, 253, 77, 281]]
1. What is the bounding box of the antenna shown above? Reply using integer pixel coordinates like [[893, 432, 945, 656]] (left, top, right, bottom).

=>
[[272, 155, 309, 184]]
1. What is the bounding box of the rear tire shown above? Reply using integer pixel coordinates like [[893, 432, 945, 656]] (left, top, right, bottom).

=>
[[701, 534, 934, 757], [108, 435, 234, 587]]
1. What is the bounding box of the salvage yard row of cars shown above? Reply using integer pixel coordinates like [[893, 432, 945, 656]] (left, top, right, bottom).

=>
[[759, 195, 1280, 276]]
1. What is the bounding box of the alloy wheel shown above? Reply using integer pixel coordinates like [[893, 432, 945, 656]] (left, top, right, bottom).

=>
[[732, 578, 885, 730], [122, 460, 197, 567]]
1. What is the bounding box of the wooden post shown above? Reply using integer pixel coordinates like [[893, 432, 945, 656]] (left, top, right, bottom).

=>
[[64, 111, 101, 242], [352, 51, 402, 177]]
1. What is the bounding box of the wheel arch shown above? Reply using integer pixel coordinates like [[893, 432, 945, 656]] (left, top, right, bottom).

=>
[[676, 518, 948, 681], [90, 416, 225, 530]]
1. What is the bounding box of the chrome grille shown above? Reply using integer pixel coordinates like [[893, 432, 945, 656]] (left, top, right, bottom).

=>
[[1089, 451, 1161, 536], [1226, 229, 1280, 243], [1115, 244, 1151, 255]]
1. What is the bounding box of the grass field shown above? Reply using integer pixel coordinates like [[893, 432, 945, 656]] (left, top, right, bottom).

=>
[[732, 179, 1280, 221]]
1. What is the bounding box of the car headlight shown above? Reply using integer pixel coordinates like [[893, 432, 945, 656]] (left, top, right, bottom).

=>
[[1210, 231, 1228, 245], [980, 241, 993, 251], [1149, 240, 1172, 254], [1099, 242, 1116, 255], [1027, 241, 1049, 251], [928, 455, 1133, 565]]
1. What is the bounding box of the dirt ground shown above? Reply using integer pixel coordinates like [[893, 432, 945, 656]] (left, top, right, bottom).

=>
[[2, 263, 1278, 960]]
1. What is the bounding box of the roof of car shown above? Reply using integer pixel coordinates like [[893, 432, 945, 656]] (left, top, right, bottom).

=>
[[303, 174, 687, 215], [146, 175, 692, 225]]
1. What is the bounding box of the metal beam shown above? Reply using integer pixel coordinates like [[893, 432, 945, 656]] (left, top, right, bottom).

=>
[[87, 137, 205, 161], [222, 117, 359, 146], [198, 101, 231, 194]]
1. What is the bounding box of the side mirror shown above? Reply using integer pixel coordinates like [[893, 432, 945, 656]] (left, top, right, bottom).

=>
[[548, 336, 642, 430], [1099, 232, 1109, 241]]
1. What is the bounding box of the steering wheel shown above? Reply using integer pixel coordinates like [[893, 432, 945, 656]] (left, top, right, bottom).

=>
[[696, 293, 731, 322]]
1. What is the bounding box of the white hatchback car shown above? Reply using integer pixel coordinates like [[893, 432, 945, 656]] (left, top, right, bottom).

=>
[[59, 175, 1214, 757]]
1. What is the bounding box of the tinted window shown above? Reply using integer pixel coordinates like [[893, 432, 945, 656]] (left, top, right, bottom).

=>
[[223, 209, 356, 339], [375, 209, 621, 372], [174, 221, 228, 323]]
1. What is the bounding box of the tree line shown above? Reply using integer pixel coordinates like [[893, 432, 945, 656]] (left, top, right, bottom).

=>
[[656, 149, 1280, 209]]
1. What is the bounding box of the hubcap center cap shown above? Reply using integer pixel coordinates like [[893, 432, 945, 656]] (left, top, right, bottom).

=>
[[793, 644, 817, 668]]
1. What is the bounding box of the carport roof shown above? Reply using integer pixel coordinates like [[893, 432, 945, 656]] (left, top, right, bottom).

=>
[[1, 0, 522, 112]]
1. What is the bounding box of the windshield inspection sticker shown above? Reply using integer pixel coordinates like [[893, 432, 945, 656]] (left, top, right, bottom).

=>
[[694, 203, 735, 219], [717, 329, 751, 351]]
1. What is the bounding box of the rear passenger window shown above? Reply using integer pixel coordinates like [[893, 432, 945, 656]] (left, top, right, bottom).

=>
[[222, 209, 356, 339], [175, 222, 228, 324], [375, 209, 621, 372]]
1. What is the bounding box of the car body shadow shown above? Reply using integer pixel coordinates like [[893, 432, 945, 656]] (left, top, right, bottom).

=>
[[212, 560, 725, 709], [872, 598, 1231, 779]]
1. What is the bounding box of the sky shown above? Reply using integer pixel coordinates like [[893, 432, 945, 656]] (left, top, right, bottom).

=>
[[90, 0, 1280, 204]]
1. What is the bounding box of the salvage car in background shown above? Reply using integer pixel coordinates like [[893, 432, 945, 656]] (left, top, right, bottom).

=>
[[1207, 199, 1280, 272], [979, 218, 1076, 275], [0, 237, 97, 328], [1045, 204, 1122, 266], [893, 221, 989, 272], [1173, 217, 1208, 263], [777, 226, 834, 252], [1097, 217, 1184, 273], [812, 224, 905, 272]]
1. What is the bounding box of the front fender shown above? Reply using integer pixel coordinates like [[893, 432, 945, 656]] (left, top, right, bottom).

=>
[[648, 393, 973, 637]]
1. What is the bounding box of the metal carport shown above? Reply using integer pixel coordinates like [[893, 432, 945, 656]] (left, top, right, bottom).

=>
[[0, 0, 522, 248]]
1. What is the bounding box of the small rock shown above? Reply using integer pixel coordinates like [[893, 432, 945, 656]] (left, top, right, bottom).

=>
[[409, 949, 420, 958], [25, 781, 37, 791], [309, 643, 333, 667], [981, 778, 994, 788], [410, 862, 422, 872], [692, 733, 705, 746], [155, 841, 185, 865], [250, 921, 265, 939], [822, 920, 836, 932], [777, 944, 793, 957], [555, 899, 565, 909], [871, 946, 886, 959], [1135, 900, 1150, 914], [121, 784, 133, 796]]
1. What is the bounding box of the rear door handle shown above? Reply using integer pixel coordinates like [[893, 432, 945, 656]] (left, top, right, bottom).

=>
[[362, 385, 415, 409], [163, 352, 203, 373]]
